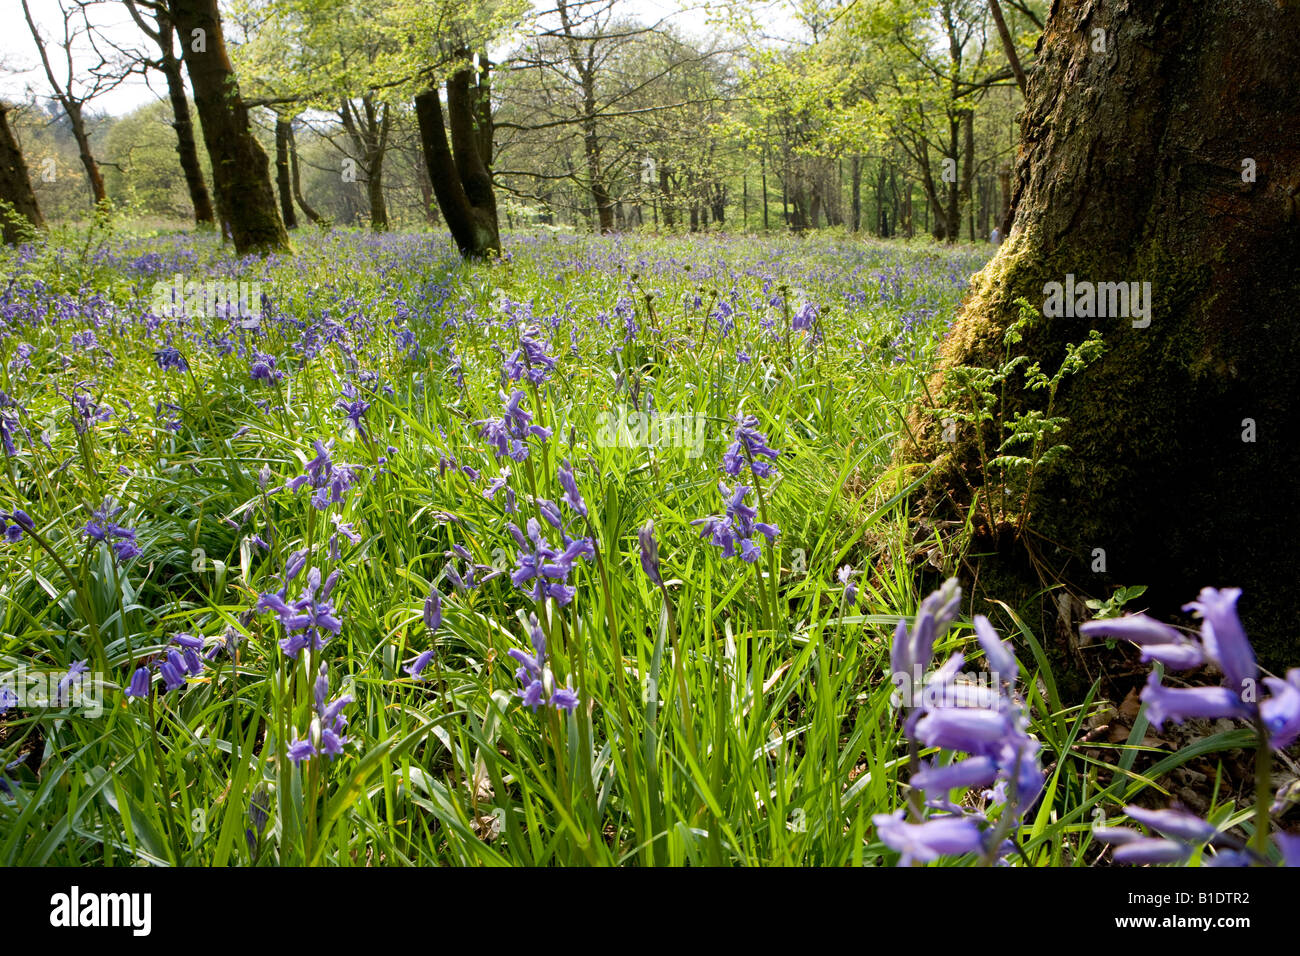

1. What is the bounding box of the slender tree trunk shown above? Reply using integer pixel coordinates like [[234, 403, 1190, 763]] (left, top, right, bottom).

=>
[[157, 25, 214, 225], [124, 4, 214, 225], [287, 120, 322, 226], [65, 101, 106, 206], [169, 0, 288, 254], [274, 116, 297, 229], [906, 0, 1300, 690], [20, 0, 105, 207], [0, 103, 44, 243], [962, 109, 975, 240], [850, 155, 861, 233], [659, 166, 674, 228]]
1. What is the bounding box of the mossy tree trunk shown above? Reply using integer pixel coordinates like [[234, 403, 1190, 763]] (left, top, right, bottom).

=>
[[169, 0, 289, 255], [906, 0, 1300, 691], [0, 103, 45, 243]]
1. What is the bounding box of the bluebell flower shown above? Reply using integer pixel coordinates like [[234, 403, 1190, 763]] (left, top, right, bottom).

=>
[[692, 481, 779, 563], [507, 518, 590, 606], [160, 651, 188, 692], [1139, 671, 1253, 726], [476, 390, 551, 462], [289, 664, 352, 764], [124, 667, 151, 699], [337, 395, 370, 435], [249, 353, 283, 383], [1261, 670, 1300, 751], [974, 614, 1016, 681], [504, 330, 557, 385], [1113, 838, 1195, 865], [257, 566, 344, 658], [872, 811, 986, 866], [721, 414, 779, 479], [638, 520, 662, 585], [153, 345, 188, 372], [423, 584, 443, 631], [507, 613, 579, 712], [837, 564, 857, 607], [81, 499, 141, 562], [881, 584, 1044, 864], [1184, 587, 1257, 693], [405, 648, 436, 680], [890, 578, 961, 681], [557, 460, 587, 518]]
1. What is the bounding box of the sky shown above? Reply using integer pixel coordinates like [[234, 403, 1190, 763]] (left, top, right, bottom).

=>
[[0, 0, 775, 117]]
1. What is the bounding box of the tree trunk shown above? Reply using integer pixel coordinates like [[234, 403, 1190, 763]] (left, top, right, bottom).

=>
[[66, 101, 107, 207], [157, 19, 214, 226], [659, 166, 674, 228], [169, 0, 289, 255], [961, 108, 975, 240], [414, 60, 500, 260], [850, 155, 861, 233], [274, 116, 297, 229], [905, 0, 1300, 692], [287, 119, 322, 225], [0, 103, 44, 243]]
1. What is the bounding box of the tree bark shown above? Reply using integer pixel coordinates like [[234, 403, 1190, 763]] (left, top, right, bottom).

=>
[[169, 0, 289, 255], [0, 103, 45, 243], [339, 96, 390, 231], [274, 116, 297, 229], [20, 0, 106, 207], [414, 60, 500, 260], [286, 121, 323, 226], [850, 155, 861, 233], [904, 0, 1300, 691], [157, 19, 214, 225]]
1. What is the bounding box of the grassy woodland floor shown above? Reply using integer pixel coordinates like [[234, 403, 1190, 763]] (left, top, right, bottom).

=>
[[0, 225, 1293, 867]]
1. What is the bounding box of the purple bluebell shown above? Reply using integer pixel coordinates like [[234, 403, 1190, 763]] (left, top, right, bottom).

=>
[[1139, 671, 1253, 727], [1261, 670, 1300, 751], [721, 414, 779, 479], [911, 756, 1000, 794], [974, 614, 1016, 681], [289, 664, 352, 764], [423, 584, 443, 631], [476, 390, 551, 462], [872, 811, 986, 866], [691, 481, 779, 564], [257, 566, 344, 658], [508, 613, 579, 713], [153, 345, 188, 372], [558, 460, 587, 518], [1079, 614, 1188, 647], [124, 667, 151, 699], [1113, 838, 1195, 865], [1184, 587, 1257, 693], [837, 565, 857, 607], [638, 520, 662, 585], [1123, 805, 1220, 844], [405, 648, 436, 680]]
